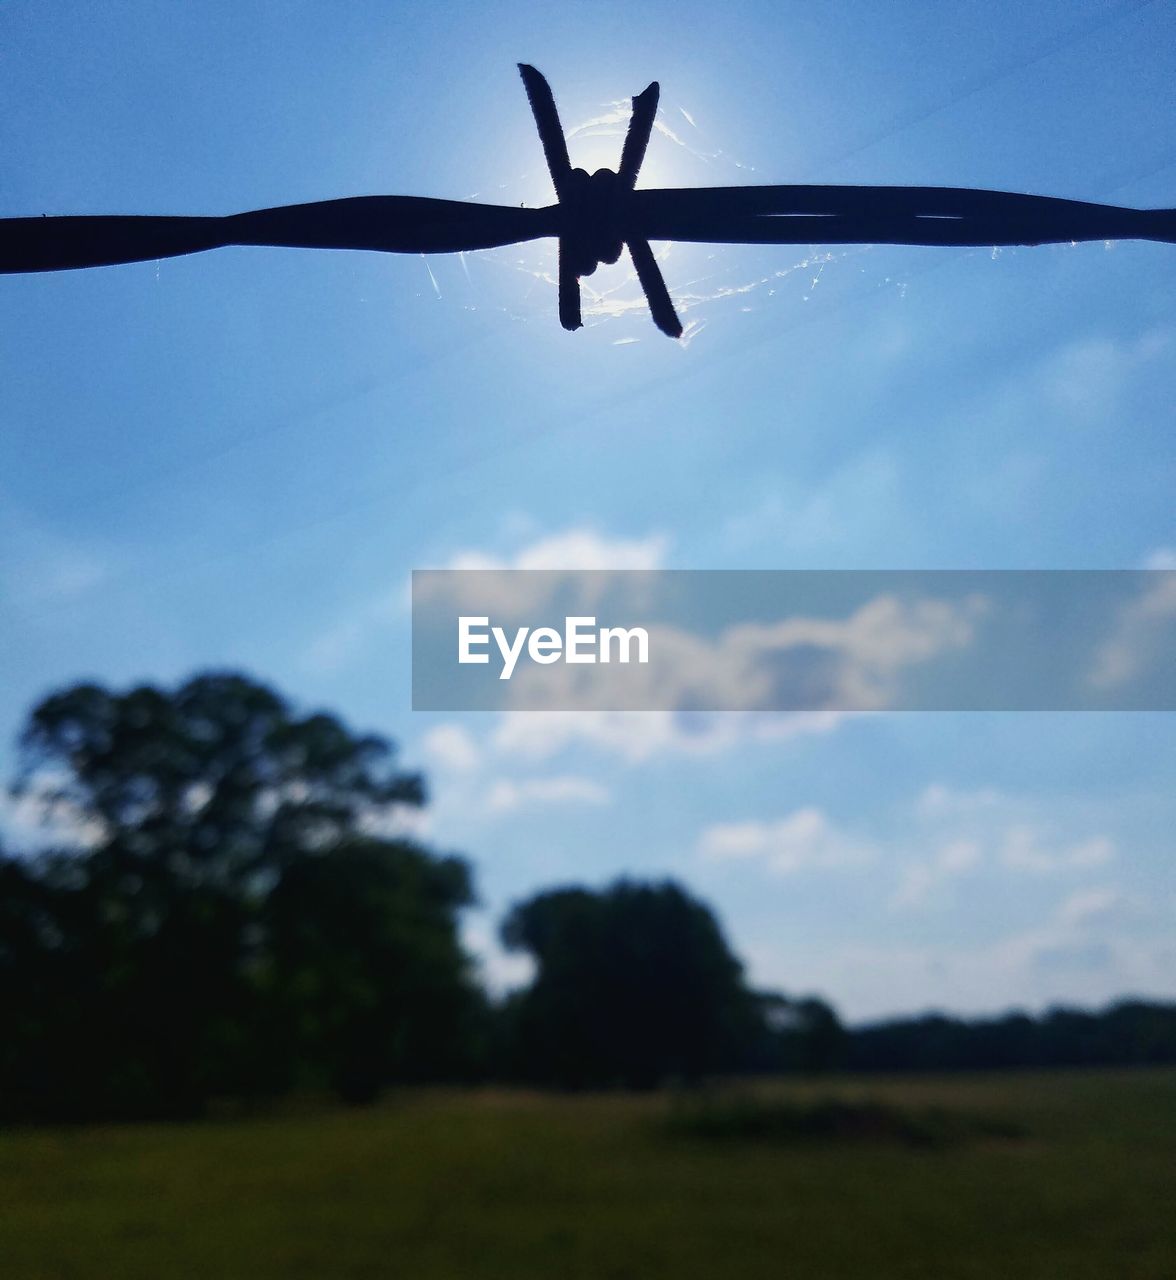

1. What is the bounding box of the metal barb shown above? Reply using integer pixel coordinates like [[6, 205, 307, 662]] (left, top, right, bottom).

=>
[[518, 64, 684, 338]]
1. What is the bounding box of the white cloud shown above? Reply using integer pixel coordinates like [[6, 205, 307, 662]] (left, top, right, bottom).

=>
[[496, 593, 985, 714], [486, 775, 611, 814], [422, 724, 481, 773], [490, 708, 844, 763], [302, 525, 669, 674], [914, 786, 1115, 878], [890, 838, 982, 909], [699, 807, 877, 875], [415, 536, 984, 767], [998, 826, 1115, 874], [1042, 328, 1173, 421], [915, 783, 1002, 820], [1055, 885, 1146, 929], [421, 526, 984, 719], [408, 522, 863, 775], [445, 527, 668, 573], [701, 783, 1118, 910], [717, 448, 900, 560], [888, 792, 1116, 911], [416, 527, 670, 619], [0, 503, 114, 613], [1088, 570, 1176, 691]]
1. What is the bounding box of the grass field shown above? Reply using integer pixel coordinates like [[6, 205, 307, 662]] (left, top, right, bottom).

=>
[[2, 1068, 1174, 1279]]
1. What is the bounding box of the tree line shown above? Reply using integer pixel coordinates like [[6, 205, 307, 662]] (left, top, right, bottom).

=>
[[847, 1001, 1176, 1073], [1, 671, 1173, 1123]]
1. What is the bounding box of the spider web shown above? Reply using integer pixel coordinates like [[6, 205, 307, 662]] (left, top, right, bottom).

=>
[[403, 98, 873, 347]]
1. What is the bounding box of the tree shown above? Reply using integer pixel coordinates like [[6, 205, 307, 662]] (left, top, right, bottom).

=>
[[500, 878, 760, 1089], [746, 991, 846, 1073], [1, 671, 478, 1119], [267, 837, 479, 1103]]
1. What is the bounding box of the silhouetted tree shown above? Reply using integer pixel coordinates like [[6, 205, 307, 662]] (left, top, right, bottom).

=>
[[266, 837, 479, 1103], [745, 992, 846, 1073], [0, 672, 478, 1119], [500, 878, 761, 1089], [846, 1000, 1176, 1073]]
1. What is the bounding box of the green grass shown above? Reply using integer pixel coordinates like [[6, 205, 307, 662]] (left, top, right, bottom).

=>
[[2, 1068, 1174, 1279], [661, 1090, 1027, 1147]]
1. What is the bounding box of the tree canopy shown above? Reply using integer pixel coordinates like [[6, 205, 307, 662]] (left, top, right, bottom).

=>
[[1, 672, 479, 1120], [500, 878, 763, 1088]]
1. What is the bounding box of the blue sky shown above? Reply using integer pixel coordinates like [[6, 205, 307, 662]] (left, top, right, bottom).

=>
[[2, 0, 1174, 1020]]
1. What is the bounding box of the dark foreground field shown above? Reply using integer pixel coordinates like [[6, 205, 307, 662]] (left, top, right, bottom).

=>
[[2, 1068, 1174, 1279]]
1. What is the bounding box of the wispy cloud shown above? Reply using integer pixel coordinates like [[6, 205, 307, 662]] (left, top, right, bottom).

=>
[[422, 723, 481, 773], [1088, 570, 1176, 692], [0, 501, 114, 614], [891, 838, 982, 909], [444, 527, 669, 574], [486, 775, 611, 814], [900, 785, 1115, 903], [490, 708, 843, 764], [1143, 548, 1176, 571], [998, 826, 1114, 874], [1041, 328, 1173, 421], [695, 782, 1118, 911], [301, 525, 669, 675], [490, 592, 985, 714], [699, 807, 877, 874]]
